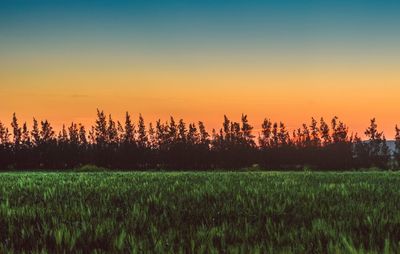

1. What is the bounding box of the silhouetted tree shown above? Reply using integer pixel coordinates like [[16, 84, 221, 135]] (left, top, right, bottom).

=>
[[11, 113, 21, 149], [68, 123, 80, 145], [38, 120, 56, 168], [259, 118, 272, 149], [187, 123, 199, 145], [21, 123, 31, 148], [92, 110, 109, 166], [148, 123, 157, 150], [319, 118, 331, 145], [310, 117, 320, 147], [0, 121, 9, 145], [0, 121, 11, 168], [278, 122, 290, 146], [231, 121, 241, 144], [168, 117, 178, 146], [331, 116, 349, 143], [301, 123, 311, 147], [40, 120, 55, 143], [31, 118, 40, 146], [88, 126, 96, 144], [198, 121, 210, 147], [319, 116, 353, 170], [353, 133, 368, 167], [271, 122, 279, 147], [79, 124, 87, 145], [156, 120, 168, 151], [222, 115, 230, 142], [95, 109, 108, 146], [115, 112, 137, 168], [107, 115, 118, 144], [117, 121, 124, 143], [58, 125, 69, 144], [123, 112, 135, 144], [394, 125, 400, 169], [177, 119, 187, 142], [137, 114, 148, 149], [363, 118, 390, 168], [241, 114, 255, 147], [64, 123, 81, 167]]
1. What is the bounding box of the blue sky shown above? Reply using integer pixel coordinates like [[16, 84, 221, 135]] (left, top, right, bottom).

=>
[[2, 0, 400, 48]]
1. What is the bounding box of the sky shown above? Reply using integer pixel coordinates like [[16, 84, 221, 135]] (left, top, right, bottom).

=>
[[1, 0, 400, 138]]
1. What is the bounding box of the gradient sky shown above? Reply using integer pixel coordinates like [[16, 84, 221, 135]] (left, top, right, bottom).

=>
[[1, 0, 400, 138]]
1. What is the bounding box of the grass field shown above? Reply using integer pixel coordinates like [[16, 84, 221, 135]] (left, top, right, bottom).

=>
[[0, 171, 400, 253]]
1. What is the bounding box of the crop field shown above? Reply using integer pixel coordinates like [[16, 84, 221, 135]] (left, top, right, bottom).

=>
[[0, 171, 400, 253]]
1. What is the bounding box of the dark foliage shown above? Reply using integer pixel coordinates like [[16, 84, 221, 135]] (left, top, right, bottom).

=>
[[0, 111, 396, 170]]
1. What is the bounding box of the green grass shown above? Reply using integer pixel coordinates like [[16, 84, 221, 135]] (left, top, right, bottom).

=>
[[0, 171, 400, 253]]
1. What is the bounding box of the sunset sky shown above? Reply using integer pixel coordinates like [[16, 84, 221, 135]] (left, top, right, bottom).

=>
[[1, 0, 400, 138]]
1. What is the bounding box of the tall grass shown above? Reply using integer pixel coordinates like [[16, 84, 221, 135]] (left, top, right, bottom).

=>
[[0, 171, 399, 253]]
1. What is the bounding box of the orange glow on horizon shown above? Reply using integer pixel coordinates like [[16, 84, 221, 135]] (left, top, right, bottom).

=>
[[1, 52, 400, 139]]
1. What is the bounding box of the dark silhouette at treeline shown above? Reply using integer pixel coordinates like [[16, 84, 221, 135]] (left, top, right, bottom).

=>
[[0, 110, 400, 170]]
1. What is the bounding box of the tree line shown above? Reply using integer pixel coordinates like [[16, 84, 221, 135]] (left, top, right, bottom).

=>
[[0, 110, 399, 170]]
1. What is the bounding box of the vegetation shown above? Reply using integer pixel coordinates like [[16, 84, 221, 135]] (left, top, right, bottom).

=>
[[0, 171, 400, 253], [0, 111, 398, 170]]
